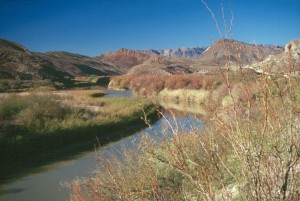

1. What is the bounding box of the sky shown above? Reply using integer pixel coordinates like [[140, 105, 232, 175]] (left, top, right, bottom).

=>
[[0, 0, 299, 56]]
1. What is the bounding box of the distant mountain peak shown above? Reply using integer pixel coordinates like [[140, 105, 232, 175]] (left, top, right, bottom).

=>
[[139, 46, 208, 58], [197, 38, 284, 66]]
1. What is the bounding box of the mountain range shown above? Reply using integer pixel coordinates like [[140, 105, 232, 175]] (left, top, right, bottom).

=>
[[138, 47, 207, 58], [0, 38, 122, 80], [99, 39, 284, 75], [0, 38, 290, 81]]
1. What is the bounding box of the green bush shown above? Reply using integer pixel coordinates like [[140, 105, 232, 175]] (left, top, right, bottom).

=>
[[19, 95, 68, 132], [0, 95, 31, 121]]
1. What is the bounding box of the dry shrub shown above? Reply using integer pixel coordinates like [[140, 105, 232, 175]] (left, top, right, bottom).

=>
[[70, 59, 300, 201], [70, 1, 300, 199], [109, 75, 134, 89], [164, 75, 192, 90], [211, 72, 300, 200], [129, 75, 166, 97], [69, 179, 87, 201], [109, 74, 226, 99], [69, 129, 230, 201]]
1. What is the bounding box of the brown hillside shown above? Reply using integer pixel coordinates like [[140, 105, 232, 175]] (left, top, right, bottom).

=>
[[0, 38, 286, 79], [42, 51, 121, 76], [95, 48, 161, 72], [0, 38, 120, 80], [196, 39, 283, 68], [0, 39, 69, 80], [117, 39, 284, 75]]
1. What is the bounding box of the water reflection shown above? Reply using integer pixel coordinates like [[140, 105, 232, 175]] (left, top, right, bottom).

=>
[[97, 113, 205, 160], [156, 98, 206, 115], [102, 88, 133, 98]]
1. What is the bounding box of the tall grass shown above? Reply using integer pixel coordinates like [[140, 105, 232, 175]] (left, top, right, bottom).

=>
[[70, 1, 300, 200], [0, 91, 157, 183], [0, 91, 155, 139]]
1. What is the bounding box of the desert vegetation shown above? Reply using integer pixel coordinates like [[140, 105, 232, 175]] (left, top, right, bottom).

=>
[[0, 1, 298, 200], [0, 90, 157, 183], [0, 76, 111, 93], [109, 72, 261, 108], [70, 53, 300, 201], [69, 1, 300, 200], [109, 74, 225, 98]]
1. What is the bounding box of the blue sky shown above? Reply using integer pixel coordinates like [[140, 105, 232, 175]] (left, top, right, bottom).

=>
[[0, 0, 299, 56]]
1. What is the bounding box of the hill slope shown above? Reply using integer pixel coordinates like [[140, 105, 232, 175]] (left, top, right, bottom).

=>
[[0, 38, 120, 80], [196, 39, 284, 69], [0, 38, 286, 79], [116, 39, 284, 74], [95, 48, 159, 72], [245, 39, 300, 74], [41, 51, 121, 76], [0, 39, 68, 80], [96, 48, 198, 75]]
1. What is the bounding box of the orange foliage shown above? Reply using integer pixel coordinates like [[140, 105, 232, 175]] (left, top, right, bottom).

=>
[[110, 74, 225, 97]]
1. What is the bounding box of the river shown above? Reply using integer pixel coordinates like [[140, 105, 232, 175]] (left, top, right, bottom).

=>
[[0, 89, 204, 201]]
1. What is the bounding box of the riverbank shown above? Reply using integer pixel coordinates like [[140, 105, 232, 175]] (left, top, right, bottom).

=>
[[0, 90, 158, 184], [108, 73, 261, 112], [72, 73, 300, 200]]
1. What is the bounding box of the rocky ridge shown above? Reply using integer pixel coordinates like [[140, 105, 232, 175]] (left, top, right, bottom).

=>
[[244, 39, 300, 75]]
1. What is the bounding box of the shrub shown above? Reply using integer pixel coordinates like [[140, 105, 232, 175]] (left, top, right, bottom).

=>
[[0, 95, 31, 121], [109, 74, 227, 100], [71, 66, 300, 201], [19, 95, 68, 132]]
